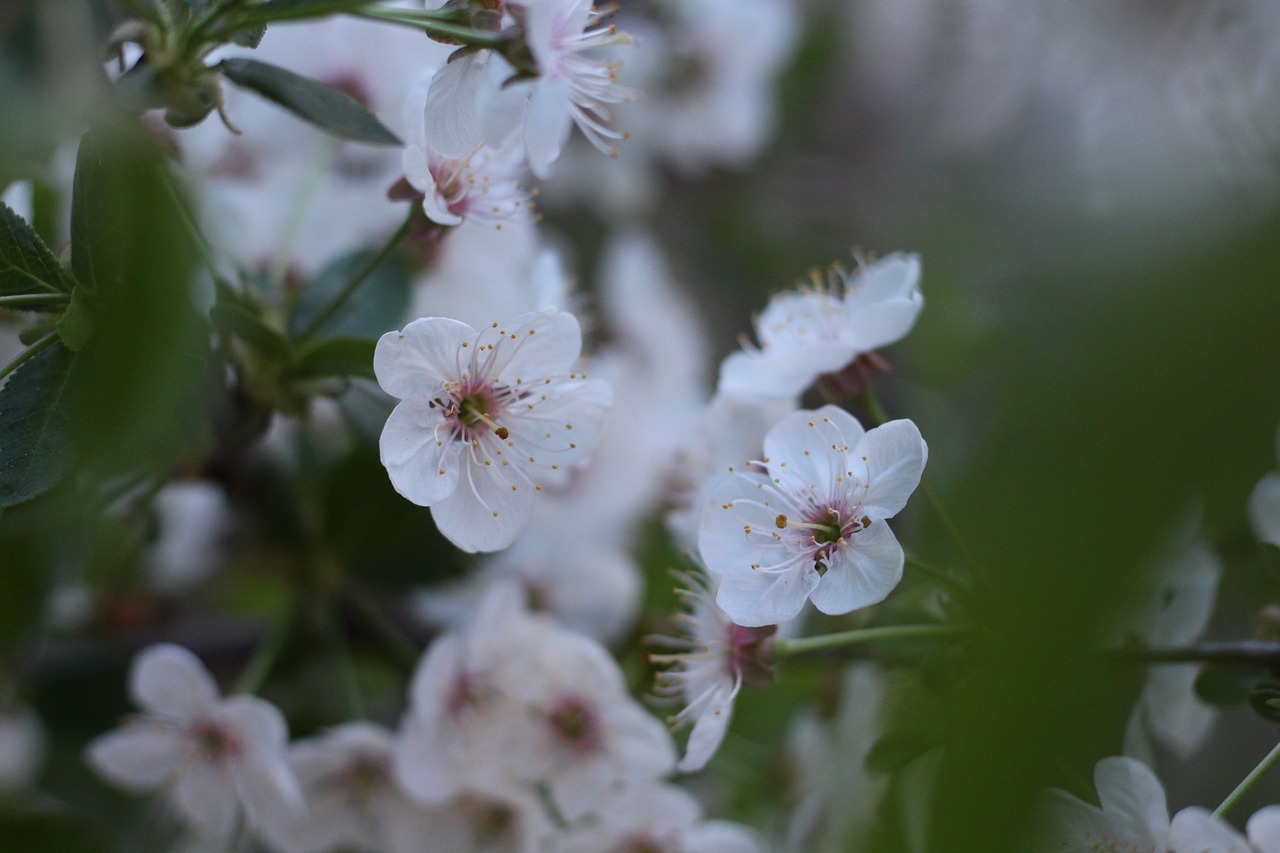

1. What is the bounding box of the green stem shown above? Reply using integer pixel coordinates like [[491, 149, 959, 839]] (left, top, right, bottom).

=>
[[906, 555, 972, 600], [0, 294, 70, 309], [330, 602, 366, 719], [343, 580, 422, 673], [233, 610, 294, 694], [1104, 640, 1280, 667], [351, 7, 507, 48], [0, 331, 58, 383], [857, 388, 890, 426], [158, 168, 224, 286], [773, 623, 964, 658], [1214, 739, 1280, 818], [227, 0, 409, 30], [296, 210, 414, 341]]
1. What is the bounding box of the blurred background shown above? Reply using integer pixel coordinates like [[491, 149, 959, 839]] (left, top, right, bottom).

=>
[[3, 0, 1280, 850]]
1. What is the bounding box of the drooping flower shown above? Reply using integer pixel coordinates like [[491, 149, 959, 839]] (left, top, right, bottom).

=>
[[86, 644, 302, 840], [717, 253, 923, 402], [374, 307, 611, 552], [698, 405, 927, 627], [513, 0, 633, 177], [402, 71, 531, 228], [649, 569, 775, 773]]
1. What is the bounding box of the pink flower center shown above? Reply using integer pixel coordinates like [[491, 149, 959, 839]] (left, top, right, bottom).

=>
[[189, 718, 241, 761], [432, 379, 509, 442], [447, 670, 493, 718], [548, 695, 601, 753]]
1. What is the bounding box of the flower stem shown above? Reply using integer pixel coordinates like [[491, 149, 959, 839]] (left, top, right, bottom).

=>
[[329, 602, 366, 719], [1214, 739, 1280, 818], [233, 609, 294, 695], [0, 294, 70, 309], [0, 331, 58, 383], [296, 209, 414, 342], [906, 555, 973, 601], [343, 580, 423, 673], [351, 6, 507, 48], [1103, 640, 1280, 667], [773, 623, 965, 658]]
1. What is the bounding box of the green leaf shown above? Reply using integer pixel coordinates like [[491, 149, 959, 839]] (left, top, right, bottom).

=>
[[1195, 662, 1263, 707], [56, 287, 94, 351], [865, 728, 945, 774], [288, 249, 413, 339], [0, 201, 70, 298], [230, 23, 268, 48], [0, 343, 77, 507], [293, 337, 376, 380], [211, 294, 294, 361], [1250, 683, 1280, 723], [219, 58, 401, 145]]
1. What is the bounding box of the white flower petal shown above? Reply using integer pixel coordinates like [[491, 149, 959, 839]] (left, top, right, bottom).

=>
[[173, 759, 240, 839], [1092, 756, 1168, 845], [86, 723, 185, 790], [677, 682, 736, 773], [490, 308, 582, 381], [1250, 472, 1280, 548], [424, 53, 486, 158], [855, 419, 928, 520], [1169, 806, 1251, 852], [429, 460, 536, 552], [130, 643, 219, 719], [810, 521, 904, 615], [697, 473, 788, 576], [375, 318, 477, 400], [1247, 805, 1280, 853], [716, 559, 818, 627], [523, 78, 574, 178], [764, 406, 864, 491], [379, 398, 460, 507]]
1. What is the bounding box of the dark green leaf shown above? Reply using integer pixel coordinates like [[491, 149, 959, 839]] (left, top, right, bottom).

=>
[[1195, 662, 1264, 707], [289, 249, 412, 339], [0, 201, 70, 297], [1250, 684, 1280, 723], [219, 58, 401, 145], [865, 728, 945, 774], [56, 288, 94, 351], [230, 23, 268, 48], [293, 337, 376, 380], [211, 298, 294, 361], [67, 122, 208, 476], [0, 343, 77, 507]]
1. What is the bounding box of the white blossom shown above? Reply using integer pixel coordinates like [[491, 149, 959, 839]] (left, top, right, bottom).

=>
[[374, 307, 611, 552], [1034, 755, 1266, 852], [513, 0, 633, 177], [557, 783, 762, 852], [86, 644, 302, 840], [1250, 425, 1280, 548], [0, 706, 45, 793], [698, 405, 927, 627], [649, 569, 775, 773], [718, 253, 923, 402]]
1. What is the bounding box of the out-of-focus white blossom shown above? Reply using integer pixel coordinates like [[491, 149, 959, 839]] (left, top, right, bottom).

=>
[[374, 307, 611, 552], [698, 405, 927, 627], [1250, 426, 1280, 548], [86, 644, 303, 840], [146, 480, 234, 593], [718, 253, 923, 402], [1034, 755, 1266, 852], [558, 783, 763, 852], [0, 706, 45, 793], [1120, 534, 1222, 764], [650, 569, 775, 773]]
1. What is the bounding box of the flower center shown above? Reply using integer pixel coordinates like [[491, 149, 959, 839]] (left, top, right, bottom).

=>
[[548, 696, 601, 753], [189, 718, 240, 761], [434, 381, 509, 441], [774, 506, 870, 569]]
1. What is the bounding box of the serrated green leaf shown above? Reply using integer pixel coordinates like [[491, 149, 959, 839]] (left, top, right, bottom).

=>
[[219, 58, 401, 145], [865, 728, 945, 775], [0, 201, 70, 298], [230, 23, 268, 47], [56, 288, 94, 351], [0, 343, 77, 507], [293, 336, 376, 380], [288, 249, 412, 339]]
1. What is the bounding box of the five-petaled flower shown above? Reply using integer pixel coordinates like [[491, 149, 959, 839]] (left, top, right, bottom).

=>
[[697, 405, 927, 627], [375, 308, 612, 552]]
